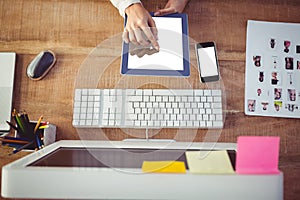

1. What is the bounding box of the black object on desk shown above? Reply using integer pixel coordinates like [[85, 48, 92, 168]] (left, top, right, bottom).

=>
[[26, 50, 56, 80]]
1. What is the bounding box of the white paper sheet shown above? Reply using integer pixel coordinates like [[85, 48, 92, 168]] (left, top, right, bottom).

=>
[[245, 20, 300, 118]]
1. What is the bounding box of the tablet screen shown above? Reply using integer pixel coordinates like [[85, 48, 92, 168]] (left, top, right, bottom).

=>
[[127, 17, 183, 71], [121, 13, 189, 76]]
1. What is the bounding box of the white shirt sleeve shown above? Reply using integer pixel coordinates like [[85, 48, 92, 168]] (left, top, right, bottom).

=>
[[110, 0, 142, 18]]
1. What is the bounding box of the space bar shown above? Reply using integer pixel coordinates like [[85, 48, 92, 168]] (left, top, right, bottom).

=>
[[152, 89, 194, 96]]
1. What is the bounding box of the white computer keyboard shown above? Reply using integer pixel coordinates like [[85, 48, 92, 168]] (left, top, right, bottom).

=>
[[73, 89, 223, 129]]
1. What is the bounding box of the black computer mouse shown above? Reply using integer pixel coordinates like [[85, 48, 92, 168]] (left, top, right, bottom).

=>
[[26, 50, 56, 80]]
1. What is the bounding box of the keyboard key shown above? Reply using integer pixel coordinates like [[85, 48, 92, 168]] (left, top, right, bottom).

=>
[[173, 89, 193, 96], [212, 90, 222, 96], [204, 90, 212, 96], [213, 121, 223, 128], [214, 96, 222, 102], [194, 90, 203, 96]]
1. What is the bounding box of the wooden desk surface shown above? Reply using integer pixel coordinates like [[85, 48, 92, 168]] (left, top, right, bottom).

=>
[[1, 0, 300, 199]]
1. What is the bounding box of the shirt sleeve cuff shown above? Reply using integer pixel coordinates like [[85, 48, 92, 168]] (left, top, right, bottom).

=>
[[112, 0, 141, 18]]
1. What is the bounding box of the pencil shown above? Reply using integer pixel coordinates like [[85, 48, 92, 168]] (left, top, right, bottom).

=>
[[9, 140, 34, 155], [41, 121, 49, 126], [13, 109, 25, 134], [0, 138, 30, 145], [23, 110, 30, 123], [19, 113, 31, 135], [35, 133, 43, 149], [34, 116, 43, 134], [38, 125, 49, 129], [6, 121, 19, 132], [3, 136, 31, 142]]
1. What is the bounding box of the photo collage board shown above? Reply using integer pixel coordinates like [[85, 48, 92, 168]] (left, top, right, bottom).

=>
[[245, 20, 300, 118]]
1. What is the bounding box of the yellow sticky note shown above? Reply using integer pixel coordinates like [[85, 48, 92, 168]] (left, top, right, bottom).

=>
[[185, 151, 235, 174], [142, 161, 186, 173]]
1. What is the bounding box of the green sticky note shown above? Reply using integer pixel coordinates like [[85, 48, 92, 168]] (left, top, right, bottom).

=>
[[185, 151, 235, 174]]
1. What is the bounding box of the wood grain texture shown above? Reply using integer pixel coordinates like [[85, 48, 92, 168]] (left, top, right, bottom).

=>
[[1, 0, 300, 199]]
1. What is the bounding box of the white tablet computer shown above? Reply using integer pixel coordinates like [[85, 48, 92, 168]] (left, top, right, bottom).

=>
[[121, 13, 190, 76]]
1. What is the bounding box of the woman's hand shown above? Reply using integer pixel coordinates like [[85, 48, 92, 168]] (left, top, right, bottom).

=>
[[123, 3, 160, 51], [154, 0, 189, 16]]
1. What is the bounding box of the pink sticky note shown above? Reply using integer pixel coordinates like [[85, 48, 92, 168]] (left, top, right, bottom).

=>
[[236, 136, 280, 174]]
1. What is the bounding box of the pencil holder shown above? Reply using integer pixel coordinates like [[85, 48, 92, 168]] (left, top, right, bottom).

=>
[[15, 122, 56, 151], [42, 124, 56, 146]]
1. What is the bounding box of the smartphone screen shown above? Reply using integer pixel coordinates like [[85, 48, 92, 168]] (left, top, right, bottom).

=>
[[195, 42, 220, 82]]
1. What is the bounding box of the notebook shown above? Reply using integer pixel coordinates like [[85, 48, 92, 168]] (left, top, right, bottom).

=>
[[245, 20, 300, 118], [0, 52, 16, 133]]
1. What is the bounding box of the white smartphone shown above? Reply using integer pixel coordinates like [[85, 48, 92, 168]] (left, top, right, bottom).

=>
[[195, 42, 220, 82]]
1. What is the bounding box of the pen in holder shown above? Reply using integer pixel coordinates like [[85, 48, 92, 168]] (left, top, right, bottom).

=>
[[15, 121, 56, 151], [5, 109, 57, 154]]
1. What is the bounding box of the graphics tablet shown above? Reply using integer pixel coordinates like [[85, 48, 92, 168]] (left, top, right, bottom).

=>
[[121, 13, 190, 76], [1, 140, 283, 200]]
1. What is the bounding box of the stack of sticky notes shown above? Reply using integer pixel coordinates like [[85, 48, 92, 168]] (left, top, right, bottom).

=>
[[140, 136, 280, 175], [185, 150, 235, 174]]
